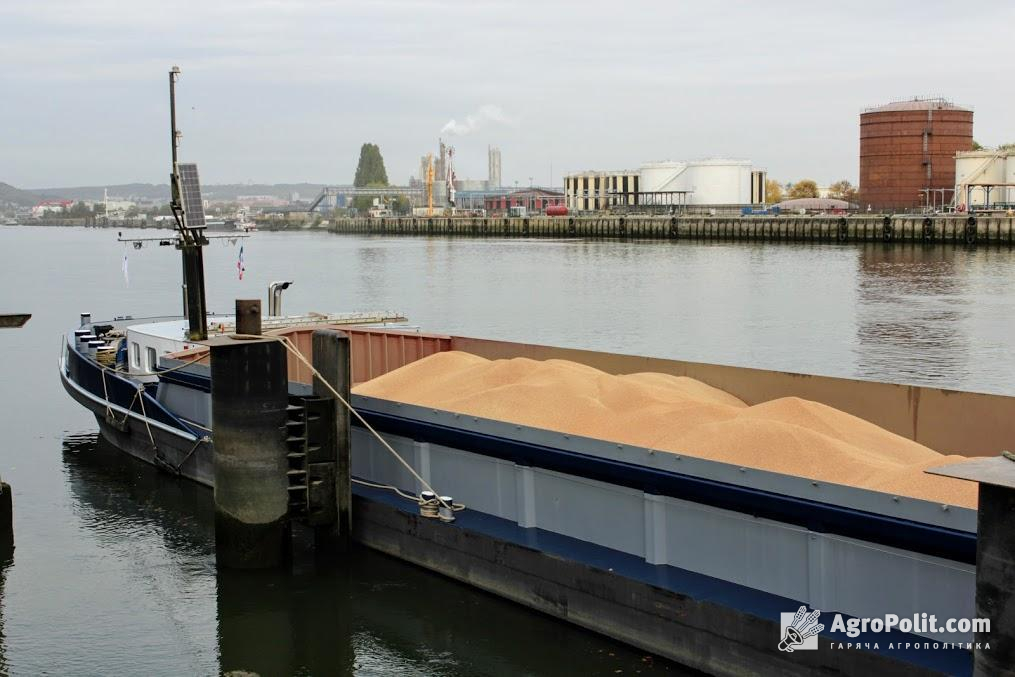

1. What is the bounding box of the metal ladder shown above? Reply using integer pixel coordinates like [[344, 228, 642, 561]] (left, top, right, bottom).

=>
[[285, 396, 337, 526]]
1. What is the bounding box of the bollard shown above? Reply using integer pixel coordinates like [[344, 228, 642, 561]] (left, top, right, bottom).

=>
[[235, 299, 261, 336], [311, 330, 352, 549], [211, 336, 290, 568], [0, 480, 12, 562], [929, 458, 1015, 676]]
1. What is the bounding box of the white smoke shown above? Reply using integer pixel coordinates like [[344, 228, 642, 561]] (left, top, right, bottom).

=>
[[440, 104, 515, 136]]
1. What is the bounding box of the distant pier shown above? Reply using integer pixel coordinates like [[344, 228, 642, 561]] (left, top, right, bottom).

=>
[[316, 214, 1015, 245]]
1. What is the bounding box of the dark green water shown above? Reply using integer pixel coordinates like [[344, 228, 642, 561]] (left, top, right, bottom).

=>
[[1, 226, 1013, 675]]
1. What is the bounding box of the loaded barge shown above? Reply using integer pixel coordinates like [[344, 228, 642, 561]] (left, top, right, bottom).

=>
[[61, 315, 1015, 676], [59, 68, 1015, 676]]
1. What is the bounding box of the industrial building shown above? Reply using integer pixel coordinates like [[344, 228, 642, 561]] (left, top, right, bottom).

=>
[[859, 98, 973, 210], [955, 149, 1015, 210], [564, 171, 640, 211], [564, 160, 765, 212], [413, 144, 505, 208], [484, 188, 564, 215]]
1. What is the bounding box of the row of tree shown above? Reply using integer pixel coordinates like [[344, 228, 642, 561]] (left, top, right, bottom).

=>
[[764, 178, 857, 204]]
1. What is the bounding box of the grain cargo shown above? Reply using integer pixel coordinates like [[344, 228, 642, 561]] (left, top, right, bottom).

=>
[[353, 351, 977, 507]]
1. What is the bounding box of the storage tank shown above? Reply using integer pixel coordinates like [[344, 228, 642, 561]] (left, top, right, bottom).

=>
[[639, 161, 689, 194], [545, 204, 568, 216], [859, 98, 973, 210], [639, 159, 752, 205], [955, 151, 1015, 208]]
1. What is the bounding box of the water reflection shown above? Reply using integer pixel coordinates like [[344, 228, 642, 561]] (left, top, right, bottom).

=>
[[61, 434, 689, 676], [853, 244, 972, 386], [0, 562, 8, 676]]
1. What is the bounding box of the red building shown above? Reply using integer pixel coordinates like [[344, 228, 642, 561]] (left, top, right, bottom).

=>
[[484, 189, 565, 214]]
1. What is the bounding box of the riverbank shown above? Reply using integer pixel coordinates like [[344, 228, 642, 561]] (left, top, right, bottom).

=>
[[300, 214, 1015, 245], [15, 213, 1015, 247]]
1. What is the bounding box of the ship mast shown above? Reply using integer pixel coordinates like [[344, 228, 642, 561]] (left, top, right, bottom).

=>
[[168, 66, 208, 341]]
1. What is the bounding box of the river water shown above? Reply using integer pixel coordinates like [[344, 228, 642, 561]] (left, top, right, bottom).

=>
[[1, 226, 1013, 675]]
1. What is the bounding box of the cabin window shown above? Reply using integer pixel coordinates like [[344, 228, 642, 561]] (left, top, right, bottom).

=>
[[131, 342, 140, 368], [146, 347, 157, 372]]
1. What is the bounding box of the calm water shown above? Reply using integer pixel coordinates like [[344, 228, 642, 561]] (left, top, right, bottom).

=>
[[1, 226, 1014, 675]]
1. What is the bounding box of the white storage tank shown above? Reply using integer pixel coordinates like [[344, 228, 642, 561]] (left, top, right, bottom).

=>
[[955, 151, 1015, 207], [639, 159, 753, 205]]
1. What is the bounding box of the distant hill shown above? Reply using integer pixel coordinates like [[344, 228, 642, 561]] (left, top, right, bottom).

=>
[[24, 182, 330, 203], [0, 182, 64, 207], [26, 183, 170, 202]]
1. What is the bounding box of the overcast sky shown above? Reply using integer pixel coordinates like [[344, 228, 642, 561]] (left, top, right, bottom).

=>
[[3, 0, 1014, 189]]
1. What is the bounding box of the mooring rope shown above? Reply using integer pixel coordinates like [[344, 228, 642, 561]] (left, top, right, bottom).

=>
[[275, 335, 464, 515], [87, 335, 462, 513], [91, 349, 211, 458]]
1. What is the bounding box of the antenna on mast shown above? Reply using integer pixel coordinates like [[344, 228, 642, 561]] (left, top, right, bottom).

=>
[[168, 66, 209, 341]]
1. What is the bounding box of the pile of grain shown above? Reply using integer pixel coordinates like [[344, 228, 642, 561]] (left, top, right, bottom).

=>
[[353, 351, 976, 508]]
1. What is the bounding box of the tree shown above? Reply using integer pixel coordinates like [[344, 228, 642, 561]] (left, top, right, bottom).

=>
[[971, 140, 984, 151], [827, 179, 858, 203], [391, 195, 411, 214], [788, 180, 819, 199], [353, 143, 389, 188], [765, 179, 783, 204], [67, 201, 91, 217]]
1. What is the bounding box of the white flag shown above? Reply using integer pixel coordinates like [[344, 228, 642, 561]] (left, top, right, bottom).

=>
[[122, 254, 129, 287]]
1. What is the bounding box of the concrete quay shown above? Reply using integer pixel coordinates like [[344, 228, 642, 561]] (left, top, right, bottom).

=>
[[317, 214, 1015, 245]]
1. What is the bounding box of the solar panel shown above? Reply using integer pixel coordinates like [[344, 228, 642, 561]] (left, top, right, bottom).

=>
[[178, 163, 206, 228]]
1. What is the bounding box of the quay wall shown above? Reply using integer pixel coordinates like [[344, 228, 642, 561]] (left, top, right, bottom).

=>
[[311, 215, 1015, 245]]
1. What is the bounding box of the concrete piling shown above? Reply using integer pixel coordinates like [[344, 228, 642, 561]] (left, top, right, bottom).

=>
[[974, 482, 1015, 676], [929, 457, 1015, 676], [311, 329, 352, 549], [211, 335, 290, 568], [0, 479, 13, 562], [297, 214, 1015, 246]]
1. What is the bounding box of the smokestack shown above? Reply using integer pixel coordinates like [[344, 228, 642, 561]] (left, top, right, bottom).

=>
[[488, 146, 502, 188]]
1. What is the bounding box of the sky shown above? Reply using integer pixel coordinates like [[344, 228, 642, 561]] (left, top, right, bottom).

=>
[[2, 0, 1014, 190]]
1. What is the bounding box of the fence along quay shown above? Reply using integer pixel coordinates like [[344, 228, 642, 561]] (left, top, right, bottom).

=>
[[314, 214, 1015, 245]]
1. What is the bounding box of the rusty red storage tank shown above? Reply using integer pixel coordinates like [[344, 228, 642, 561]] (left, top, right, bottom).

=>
[[545, 205, 568, 216], [859, 98, 973, 211]]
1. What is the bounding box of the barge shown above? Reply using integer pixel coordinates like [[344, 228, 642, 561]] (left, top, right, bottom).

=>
[[58, 67, 1015, 676], [61, 315, 1015, 676]]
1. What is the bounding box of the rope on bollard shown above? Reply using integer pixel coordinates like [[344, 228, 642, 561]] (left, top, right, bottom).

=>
[[274, 335, 465, 517]]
